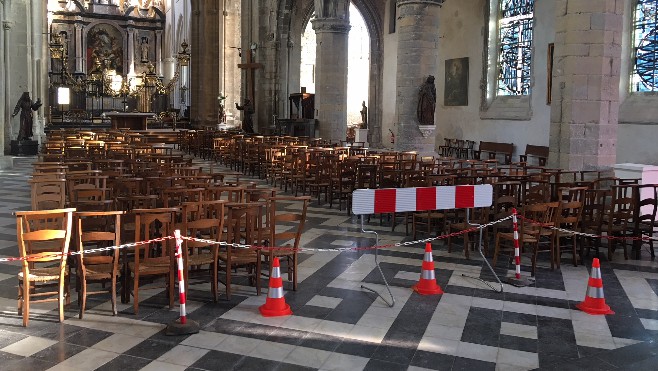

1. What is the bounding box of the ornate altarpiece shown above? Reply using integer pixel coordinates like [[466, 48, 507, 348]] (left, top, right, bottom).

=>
[[48, 0, 165, 117]]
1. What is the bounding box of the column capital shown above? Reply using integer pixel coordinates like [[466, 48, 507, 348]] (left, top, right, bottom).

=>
[[2, 21, 12, 30], [397, 0, 446, 7], [311, 18, 351, 34]]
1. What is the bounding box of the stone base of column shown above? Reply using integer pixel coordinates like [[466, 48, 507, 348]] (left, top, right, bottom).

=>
[[395, 124, 436, 156], [0, 155, 14, 169]]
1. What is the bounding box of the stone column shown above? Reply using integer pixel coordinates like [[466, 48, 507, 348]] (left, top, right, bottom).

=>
[[127, 25, 135, 75], [312, 1, 350, 142], [155, 29, 162, 76], [394, 0, 443, 154], [191, 0, 221, 126], [74, 20, 84, 73], [549, 0, 623, 170]]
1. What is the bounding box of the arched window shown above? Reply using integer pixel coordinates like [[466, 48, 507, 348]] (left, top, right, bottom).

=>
[[631, 0, 658, 92], [496, 0, 535, 96]]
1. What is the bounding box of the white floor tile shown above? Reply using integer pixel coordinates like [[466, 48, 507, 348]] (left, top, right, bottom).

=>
[[1, 336, 57, 357]]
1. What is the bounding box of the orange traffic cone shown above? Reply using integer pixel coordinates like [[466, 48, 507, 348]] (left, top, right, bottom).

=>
[[259, 257, 293, 317], [576, 258, 614, 315], [412, 243, 444, 295]]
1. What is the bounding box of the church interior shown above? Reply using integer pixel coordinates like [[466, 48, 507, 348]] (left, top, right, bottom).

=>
[[0, 0, 657, 370]]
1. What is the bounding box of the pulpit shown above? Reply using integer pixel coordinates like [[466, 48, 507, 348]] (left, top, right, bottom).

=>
[[106, 112, 153, 130]]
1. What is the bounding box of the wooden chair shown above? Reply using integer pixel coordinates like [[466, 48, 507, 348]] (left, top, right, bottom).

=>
[[553, 200, 583, 268], [261, 196, 310, 291], [180, 200, 226, 301], [494, 202, 559, 276], [16, 208, 75, 326], [447, 207, 489, 259], [75, 211, 123, 318], [128, 208, 179, 314], [219, 203, 263, 300], [633, 185, 658, 260]]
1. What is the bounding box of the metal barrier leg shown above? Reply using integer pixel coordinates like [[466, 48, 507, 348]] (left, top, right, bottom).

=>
[[460, 210, 504, 293], [360, 215, 395, 307]]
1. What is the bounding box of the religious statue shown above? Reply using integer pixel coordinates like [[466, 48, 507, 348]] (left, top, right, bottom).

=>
[[360, 101, 368, 129], [417, 75, 436, 126], [235, 99, 255, 134], [11, 92, 42, 141], [140, 37, 149, 63], [218, 94, 227, 123]]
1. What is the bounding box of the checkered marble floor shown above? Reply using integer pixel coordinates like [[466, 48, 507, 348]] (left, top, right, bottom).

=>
[[0, 155, 657, 370]]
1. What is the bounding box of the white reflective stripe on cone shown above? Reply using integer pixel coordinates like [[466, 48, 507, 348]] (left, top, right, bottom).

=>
[[424, 252, 433, 262], [268, 286, 284, 299], [591, 268, 602, 279], [180, 303, 186, 314], [272, 267, 281, 278], [422, 270, 435, 280], [587, 286, 605, 299]]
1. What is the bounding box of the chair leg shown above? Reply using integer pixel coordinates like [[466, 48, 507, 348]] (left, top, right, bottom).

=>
[[292, 253, 298, 291], [212, 261, 218, 302], [79, 278, 87, 319], [531, 244, 539, 277], [22, 282, 30, 327], [59, 275, 66, 322], [168, 273, 175, 309], [111, 275, 117, 316], [133, 274, 139, 315], [464, 232, 470, 260], [493, 234, 501, 267], [225, 265, 231, 301], [571, 237, 578, 267]]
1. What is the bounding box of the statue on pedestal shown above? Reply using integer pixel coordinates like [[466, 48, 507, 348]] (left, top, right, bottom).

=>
[[12, 92, 42, 141], [360, 101, 368, 129]]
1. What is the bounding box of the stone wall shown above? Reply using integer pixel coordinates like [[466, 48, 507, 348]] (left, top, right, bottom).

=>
[[380, 0, 555, 158]]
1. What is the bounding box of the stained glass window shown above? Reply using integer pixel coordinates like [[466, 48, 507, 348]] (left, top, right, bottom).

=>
[[632, 0, 658, 92], [496, 0, 535, 96]]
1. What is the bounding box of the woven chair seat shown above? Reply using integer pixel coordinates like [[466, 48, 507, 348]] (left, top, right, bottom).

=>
[[18, 267, 67, 282]]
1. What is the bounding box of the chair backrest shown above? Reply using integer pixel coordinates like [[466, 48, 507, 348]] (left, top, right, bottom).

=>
[[520, 202, 560, 239], [16, 208, 75, 272], [268, 196, 310, 250], [75, 211, 123, 275], [182, 200, 226, 250], [225, 203, 264, 247], [133, 208, 179, 260], [29, 179, 67, 210]]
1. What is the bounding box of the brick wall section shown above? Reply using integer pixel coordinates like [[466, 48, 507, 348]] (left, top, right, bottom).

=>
[[394, 0, 443, 153], [549, 0, 623, 170]]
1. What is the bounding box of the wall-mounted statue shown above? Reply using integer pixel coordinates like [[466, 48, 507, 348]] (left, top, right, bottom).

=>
[[140, 36, 150, 62], [417, 75, 436, 126], [12, 92, 42, 141], [360, 101, 368, 129]]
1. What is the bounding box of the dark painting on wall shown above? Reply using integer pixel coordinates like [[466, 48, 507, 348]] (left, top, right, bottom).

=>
[[444, 57, 469, 106], [86, 23, 124, 74]]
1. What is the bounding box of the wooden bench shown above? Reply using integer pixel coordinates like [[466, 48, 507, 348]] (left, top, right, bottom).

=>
[[132, 131, 180, 145], [474, 141, 514, 164], [519, 144, 549, 166]]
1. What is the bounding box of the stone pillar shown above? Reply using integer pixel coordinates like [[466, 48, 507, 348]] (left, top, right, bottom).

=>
[[155, 29, 162, 76], [312, 1, 350, 142], [191, 0, 222, 126], [74, 20, 84, 73], [127, 25, 135, 75], [394, 0, 443, 154], [549, 0, 623, 170]]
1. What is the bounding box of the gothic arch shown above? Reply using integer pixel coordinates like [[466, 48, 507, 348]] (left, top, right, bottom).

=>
[[278, 0, 383, 145]]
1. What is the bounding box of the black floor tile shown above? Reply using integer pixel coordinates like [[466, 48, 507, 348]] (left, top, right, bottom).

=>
[[3, 356, 57, 371], [299, 332, 343, 352], [191, 350, 245, 371], [31, 342, 87, 363], [124, 339, 178, 360], [499, 334, 537, 353], [451, 356, 496, 371], [95, 354, 152, 371], [409, 349, 455, 370], [334, 338, 379, 358], [460, 307, 501, 347], [64, 327, 113, 347], [233, 356, 281, 371], [363, 358, 408, 371]]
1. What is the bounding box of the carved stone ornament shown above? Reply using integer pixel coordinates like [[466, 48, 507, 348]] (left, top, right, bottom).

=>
[[418, 125, 436, 138], [311, 18, 351, 34]]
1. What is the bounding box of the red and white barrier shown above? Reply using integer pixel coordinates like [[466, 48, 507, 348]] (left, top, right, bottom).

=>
[[174, 230, 187, 325], [352, 184, 493, 215]]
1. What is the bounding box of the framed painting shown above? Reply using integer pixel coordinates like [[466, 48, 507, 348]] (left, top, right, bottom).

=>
[[444, 57, 469, 106], [86, 23, 124, 74]]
